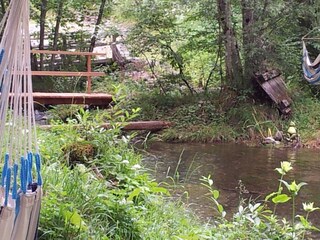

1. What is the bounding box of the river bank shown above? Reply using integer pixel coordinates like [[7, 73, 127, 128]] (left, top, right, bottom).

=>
[[114, 81, 320, 149]]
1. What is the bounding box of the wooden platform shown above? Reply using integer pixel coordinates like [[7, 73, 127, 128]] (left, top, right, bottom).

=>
[[32, 92, 113, 106], [253, 70, 292, 115]]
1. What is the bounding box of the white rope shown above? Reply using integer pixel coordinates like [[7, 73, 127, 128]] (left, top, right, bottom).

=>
[[0, 0, 38, 165]]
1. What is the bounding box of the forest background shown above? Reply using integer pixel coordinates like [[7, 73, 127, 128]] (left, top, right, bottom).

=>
[[10, 0, 319, 145], [1, 0, 320, 238]]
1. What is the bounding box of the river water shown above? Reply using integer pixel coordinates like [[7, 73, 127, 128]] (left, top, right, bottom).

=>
[[142, 142, 320, 226]]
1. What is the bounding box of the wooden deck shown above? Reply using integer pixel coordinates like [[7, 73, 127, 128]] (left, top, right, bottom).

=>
[[32, 92, 113, 106]]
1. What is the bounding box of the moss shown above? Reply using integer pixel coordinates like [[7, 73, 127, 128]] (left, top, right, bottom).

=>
[[63, 141, 97, 166]]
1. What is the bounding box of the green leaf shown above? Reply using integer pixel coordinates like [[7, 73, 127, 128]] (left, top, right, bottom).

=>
[[265, 192, 277, 201], [217, 204, 224, 213], [275, 168, 285, 175], [297, 182, 308, 191], [272, 194, 291, 204], [280, 180, 307, 195], [64, 210, 87, 231], [279, 180, 291, 192], [127, 188, 142, 201], [151, 186, 170, 196], [213, 190, 219, 199], [297, 215, 309, 228]]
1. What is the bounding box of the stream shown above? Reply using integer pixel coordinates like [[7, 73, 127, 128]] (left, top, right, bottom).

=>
[[142, 142, 320, 226]]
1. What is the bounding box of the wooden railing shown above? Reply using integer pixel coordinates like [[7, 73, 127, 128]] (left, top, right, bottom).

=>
[[31, 50, 106, 93]]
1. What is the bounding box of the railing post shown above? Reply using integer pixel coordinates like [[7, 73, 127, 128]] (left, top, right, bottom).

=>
[[86, 55, 92, 94]]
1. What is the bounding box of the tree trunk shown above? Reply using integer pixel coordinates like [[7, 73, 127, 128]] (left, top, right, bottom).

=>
[[31, 46, 38, 71], [241, 0, 268, 87], [50, 0, 64, 70], [241, 0, 256, 86], [39, 0, 48, 70], [89, 0, 107, 52], [217, 0, 244, 90]]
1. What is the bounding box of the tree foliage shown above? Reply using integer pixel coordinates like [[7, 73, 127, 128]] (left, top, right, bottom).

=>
[[0, 0, 319, 93], [120, 0, 320, 93]]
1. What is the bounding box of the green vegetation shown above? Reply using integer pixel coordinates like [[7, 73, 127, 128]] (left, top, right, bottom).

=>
[[23, 0, 320, 145], [4, 0, 320, 238], [90, 0, 319, 146], [94, 78, 318, 146], [37, 107, 319, 239]]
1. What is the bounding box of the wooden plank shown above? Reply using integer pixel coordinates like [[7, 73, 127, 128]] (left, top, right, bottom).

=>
[[32, 92, 113, 106], [40, 121, 172, 131], [31, 71, 105, 77], [253, 70, 292, 115], [31, 49, 106, 56], [261, 77, 291, 104]]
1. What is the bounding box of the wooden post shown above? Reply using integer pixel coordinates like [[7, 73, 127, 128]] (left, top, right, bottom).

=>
[[86, 55, 92, 93]]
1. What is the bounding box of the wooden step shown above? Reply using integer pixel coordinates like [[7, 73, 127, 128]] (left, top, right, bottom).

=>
[[32, 92, 113, 106]]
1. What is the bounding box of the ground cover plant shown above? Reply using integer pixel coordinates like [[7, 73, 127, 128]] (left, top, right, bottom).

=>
[[36, 102, 320, 239]]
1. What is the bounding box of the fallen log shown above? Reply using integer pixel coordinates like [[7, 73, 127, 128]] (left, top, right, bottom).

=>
[[40, 121, 172, 131], [102, 121, 172, 131]]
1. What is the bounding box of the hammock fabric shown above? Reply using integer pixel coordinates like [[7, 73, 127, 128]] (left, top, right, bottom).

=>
[[0, 0, 42, 239], [302, 41, 320, 84]]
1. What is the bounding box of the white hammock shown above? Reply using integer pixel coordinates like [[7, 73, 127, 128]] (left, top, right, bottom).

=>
[[302, 41, 320, 84], [0, 0, 42, 239]]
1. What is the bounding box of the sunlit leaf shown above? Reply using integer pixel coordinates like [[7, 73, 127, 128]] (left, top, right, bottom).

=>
[[213, 190, 219, 199], [64, 210, 87, 231], [272, 194, 291, 204], [218, 204, 224, 213], [151, 186, 170, 196], [297, 215, 309, 228], [275, 168, 285, 175], [265, 192, 277, 201], [127, 188, 142, 201]]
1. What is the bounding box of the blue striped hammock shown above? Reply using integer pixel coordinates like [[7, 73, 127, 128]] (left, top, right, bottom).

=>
[[302, 41, 320, 84]]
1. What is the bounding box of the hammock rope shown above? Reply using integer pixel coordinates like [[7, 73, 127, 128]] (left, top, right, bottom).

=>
[[0, 0, 42, 239]]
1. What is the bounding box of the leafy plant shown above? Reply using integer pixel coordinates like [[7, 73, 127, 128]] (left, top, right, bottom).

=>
[[200, 175, 225, 217]]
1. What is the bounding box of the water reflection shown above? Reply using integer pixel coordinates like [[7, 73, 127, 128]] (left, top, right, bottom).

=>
[[142, 142, 320, 225]]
